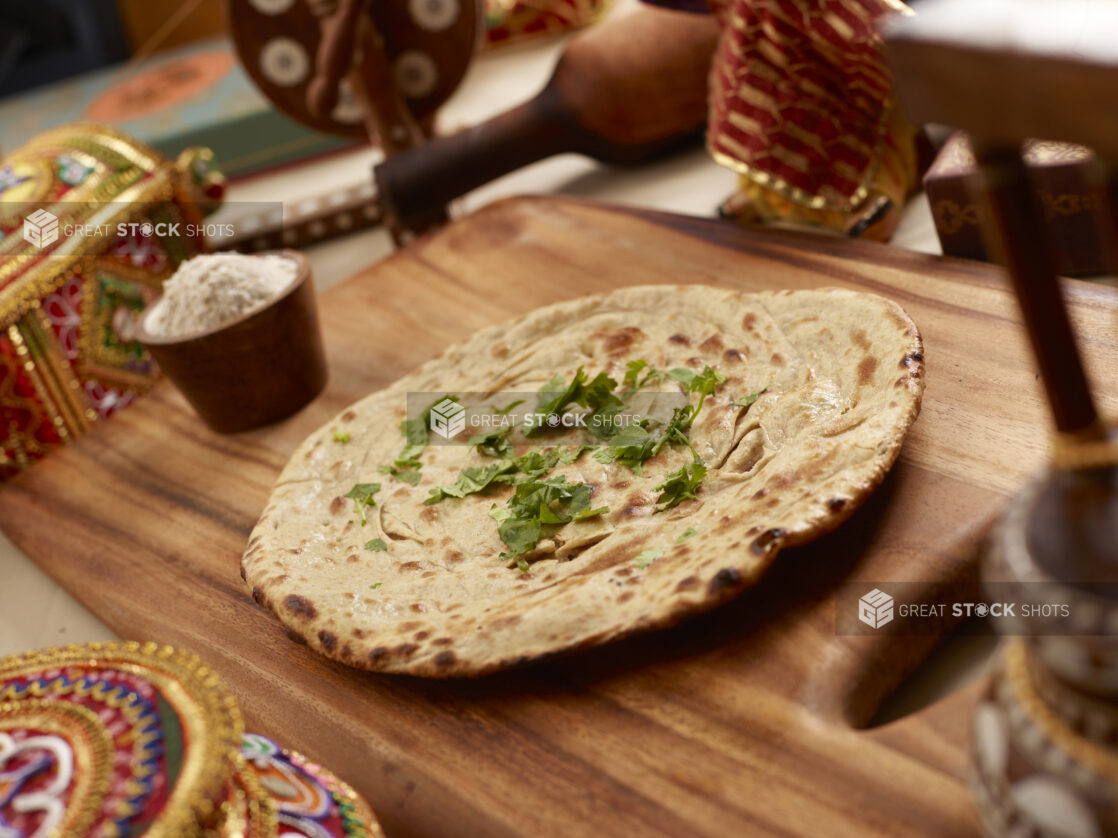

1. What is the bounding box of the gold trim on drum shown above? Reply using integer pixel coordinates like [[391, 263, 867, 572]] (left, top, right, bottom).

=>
[[0, 641, 244, 838], [1008, 639, 1118, 788], [0, 700, 114, 838]]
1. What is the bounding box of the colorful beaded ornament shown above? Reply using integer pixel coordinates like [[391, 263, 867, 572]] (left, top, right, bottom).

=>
[[0, 642, 382, 837]]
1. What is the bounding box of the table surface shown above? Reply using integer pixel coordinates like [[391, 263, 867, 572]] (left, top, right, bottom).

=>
[[0, 1, 945, 663], [16, 193, 1111, 837], [0, 5, 1033, 835]]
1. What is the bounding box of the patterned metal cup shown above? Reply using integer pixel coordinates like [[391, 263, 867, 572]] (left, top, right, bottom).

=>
[[973, 463, 1118, 837]]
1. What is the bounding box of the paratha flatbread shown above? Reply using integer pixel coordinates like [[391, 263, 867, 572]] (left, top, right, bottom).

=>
[[243, 285, 924, 676]]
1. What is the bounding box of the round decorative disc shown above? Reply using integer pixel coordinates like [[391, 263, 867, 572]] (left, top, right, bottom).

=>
[[260, 38, 312, 87], [240, 733, 384, 837], [408, 0, 460, 32], [227, 0, 482, 141], [0, 642, 243, 837]]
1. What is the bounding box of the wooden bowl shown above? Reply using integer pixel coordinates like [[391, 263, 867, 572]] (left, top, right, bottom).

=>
[[137, 250, 327, 434]]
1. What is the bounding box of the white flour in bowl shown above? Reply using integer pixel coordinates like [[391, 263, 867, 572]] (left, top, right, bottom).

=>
[[145, 253, 298, 338]]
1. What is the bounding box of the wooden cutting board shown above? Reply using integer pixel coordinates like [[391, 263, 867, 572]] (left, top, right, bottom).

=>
[[4, 196, 1118, 837]]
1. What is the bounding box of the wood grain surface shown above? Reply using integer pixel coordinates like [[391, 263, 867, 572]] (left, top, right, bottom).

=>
[[3, 196, 1118, 837]]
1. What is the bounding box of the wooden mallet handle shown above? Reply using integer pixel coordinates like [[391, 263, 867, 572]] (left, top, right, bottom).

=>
[[307, 0, 365, 121]]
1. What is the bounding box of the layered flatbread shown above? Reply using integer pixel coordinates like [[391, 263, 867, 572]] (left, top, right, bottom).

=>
[[243, 285, 924, 676]]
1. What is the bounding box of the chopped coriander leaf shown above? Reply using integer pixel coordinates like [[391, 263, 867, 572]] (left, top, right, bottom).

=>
[[514, 448, 562, 478], [369, 582, 383, 589], [383, 395, 456, 483], [669, 365, 726, 398], [344, 483, 381, 525], [530, 368, 621, 436], [557, 445, 595, 464], [623, 359, 648, 392], [380, 466, 421, 486], [582, 371, 623, 414], [400, 394, 456, 445], [734, 389, 766, 409], [586, 395, 630, 440], [535, 368, 587, 420], [654, 462, 707, 511], [676, 527, 697, 543], [492, 511, 541, 561], [469, 427, 514, 458], [365, 538, 388, 551], [494, 476, 608, 560], [667, 367, 695, 388], [593, 446, 617, 464], [622, 359, 664, 396], [690, 366, 728, 398], [379, 442, 425, 485], [607, 423, 657, 472], [517, 558, 532, 574], [574, 505, 610, 520], [333, 431, 351, 443], [655, 406, 698, 456], [635, 548, 663, 569], [492, 399, 525, 415], [398, 414, 427, 447], [666, 365, 727, 423], [505, 476, 593, 520], [426, 460, 517, 504]]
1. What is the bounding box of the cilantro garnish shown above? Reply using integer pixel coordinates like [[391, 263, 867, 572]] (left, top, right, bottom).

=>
[[344, 483, 381, 525], [557, 445, 595, 464], [369, 582, 383, 589], [492, 399, 525, 415], [378, 442, 425, 486], [380, 396, 456, 484], [365, 538, 388, 551], [676, 527, 697, 543], [666, 368, 696, 388], [593, 447, 616, 465], [469, 426, 514, 458], [734, 389, 765, 409], [333, 431, 351, 443], [635, 548, 663, 569], [535, 369, 586, 421], [654, 463, 706, 511], [426, 461, 518, 504], [622, 360, 664, 396], [605, 423, 657, 473], [418, 363, 728, 570], [513, 448, 561, 477], [491, 476, 608, 561], [531, 368, 621, 435], [669, 365, 727, 413]]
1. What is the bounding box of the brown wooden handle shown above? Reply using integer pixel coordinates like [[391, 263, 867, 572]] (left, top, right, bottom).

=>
[[374, 87, 575, 232], [975, 143, 1103, 439], [307, 0, 365, 120]]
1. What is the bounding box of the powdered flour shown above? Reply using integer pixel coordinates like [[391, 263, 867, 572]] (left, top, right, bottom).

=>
[[146, 253, 298, 338]]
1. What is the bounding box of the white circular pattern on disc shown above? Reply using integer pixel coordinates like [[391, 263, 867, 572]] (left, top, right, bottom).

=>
[[332, 80, 364, 124], [249, 0, 295, 13], [394, 51, 439, 99], [260, 38, 310, 87], [973, 702, 1009, 780], [1011, 776, 1101, 838], [408, 0, 460, 31]]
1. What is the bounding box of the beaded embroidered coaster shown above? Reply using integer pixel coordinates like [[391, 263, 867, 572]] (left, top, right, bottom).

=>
[[0, 642, 382, 837]]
